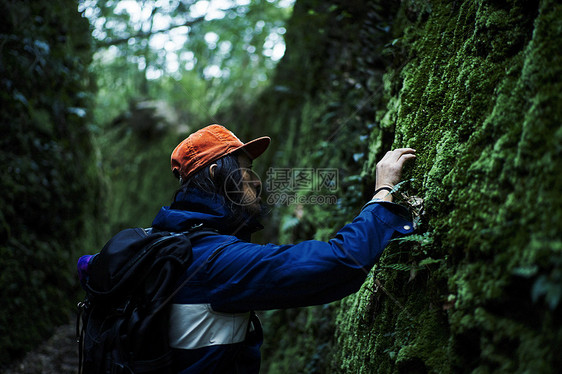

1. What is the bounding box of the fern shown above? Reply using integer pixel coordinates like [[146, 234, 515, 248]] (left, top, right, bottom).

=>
[[381, 263, 411, 271], [391, 232, 433, 246]]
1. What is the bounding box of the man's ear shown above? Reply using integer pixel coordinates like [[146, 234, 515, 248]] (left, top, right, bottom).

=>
[[209, 164, 218, 179]]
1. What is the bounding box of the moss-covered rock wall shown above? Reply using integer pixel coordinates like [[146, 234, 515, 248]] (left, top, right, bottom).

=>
[[0, 0, 101, 366], [334, 1, 562, 372], [233, 0, 562, 372]]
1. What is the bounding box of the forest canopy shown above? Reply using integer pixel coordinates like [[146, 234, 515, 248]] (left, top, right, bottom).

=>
[[80, 0, 293, 125]]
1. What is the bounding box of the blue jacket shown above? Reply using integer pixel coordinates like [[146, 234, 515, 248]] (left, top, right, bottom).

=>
[[150, 188, 414, 373]]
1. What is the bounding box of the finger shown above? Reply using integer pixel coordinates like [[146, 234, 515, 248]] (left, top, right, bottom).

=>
[[394, 148, 416, 155], [397, 153, 416, 166], [385, 148, 415, 162], [393, 148, 416, 162], [379, 148, 416, 164], [398, 152, 416, 160]]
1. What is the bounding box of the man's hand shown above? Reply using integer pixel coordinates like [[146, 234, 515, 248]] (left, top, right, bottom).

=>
[[373, 148, 416, 201]]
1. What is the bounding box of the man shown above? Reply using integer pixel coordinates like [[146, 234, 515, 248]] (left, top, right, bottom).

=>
[[79, 124, 416, 373], [155, 124, 415, 373]]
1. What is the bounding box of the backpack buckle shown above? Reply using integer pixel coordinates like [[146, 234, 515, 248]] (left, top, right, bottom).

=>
[[190, 223, 204, 230]]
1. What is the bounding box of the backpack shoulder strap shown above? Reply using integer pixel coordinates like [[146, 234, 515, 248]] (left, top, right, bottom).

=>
[[149, 226, 219, 315]]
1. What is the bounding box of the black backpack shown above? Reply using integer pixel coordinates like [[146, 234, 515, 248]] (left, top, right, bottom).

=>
[[76, 224, 217, 374]]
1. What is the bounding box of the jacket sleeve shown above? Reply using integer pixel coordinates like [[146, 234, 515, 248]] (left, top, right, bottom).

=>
[[205, 201, 414, 312]]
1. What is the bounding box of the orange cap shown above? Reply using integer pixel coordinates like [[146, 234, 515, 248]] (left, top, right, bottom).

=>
[[171, 124, 270, 181]]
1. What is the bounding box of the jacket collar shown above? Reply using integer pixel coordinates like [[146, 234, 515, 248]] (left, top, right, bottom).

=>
[[152, 187, 263, 241]]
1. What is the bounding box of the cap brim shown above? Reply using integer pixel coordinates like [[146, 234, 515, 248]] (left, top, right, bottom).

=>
[[231, 136, 271, 160]]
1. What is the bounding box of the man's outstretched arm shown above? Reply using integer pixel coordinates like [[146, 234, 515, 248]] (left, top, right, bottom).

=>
[[197, 149, 417, 311]]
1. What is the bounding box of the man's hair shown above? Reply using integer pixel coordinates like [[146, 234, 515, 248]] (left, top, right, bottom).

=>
[[173, 152, 263, 221]]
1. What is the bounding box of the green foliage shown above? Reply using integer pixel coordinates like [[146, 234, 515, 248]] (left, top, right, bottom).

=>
[[531, 255, 562, 310], [93, 113, 182, 234], [0, 0, 102, 366], [81, 0, 293, 126]]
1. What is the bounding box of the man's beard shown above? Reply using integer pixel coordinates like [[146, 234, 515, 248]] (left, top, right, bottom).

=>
[[231, 200, 267, 222]]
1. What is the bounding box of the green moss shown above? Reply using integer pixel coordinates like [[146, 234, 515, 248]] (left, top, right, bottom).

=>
[[335, 0, 561, 372]]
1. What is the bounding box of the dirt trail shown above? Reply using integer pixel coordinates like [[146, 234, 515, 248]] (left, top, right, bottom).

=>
[[4, 323, 78, 374]]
